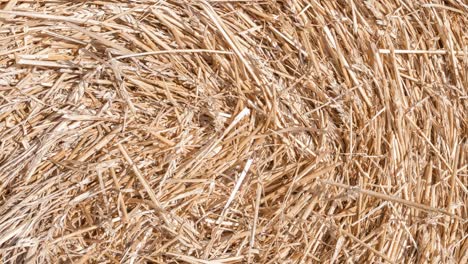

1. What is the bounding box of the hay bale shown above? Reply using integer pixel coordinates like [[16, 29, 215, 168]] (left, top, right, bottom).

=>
[[0, 0, 466, 263]]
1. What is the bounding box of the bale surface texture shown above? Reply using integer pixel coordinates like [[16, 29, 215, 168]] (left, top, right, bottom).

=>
[[0, 0, 467, 263]]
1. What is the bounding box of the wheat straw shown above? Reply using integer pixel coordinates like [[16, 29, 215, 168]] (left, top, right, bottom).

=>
[[0, 0, 466, 263]]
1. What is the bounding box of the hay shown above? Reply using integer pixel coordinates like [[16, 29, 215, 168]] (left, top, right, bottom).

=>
[[0, 0, 466, 263]]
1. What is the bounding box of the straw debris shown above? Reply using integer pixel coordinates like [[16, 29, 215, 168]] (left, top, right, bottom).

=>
[[0, 0, 466, 263]]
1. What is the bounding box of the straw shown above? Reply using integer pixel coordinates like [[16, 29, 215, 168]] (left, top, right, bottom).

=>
[[0, 0, 466, 263]]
